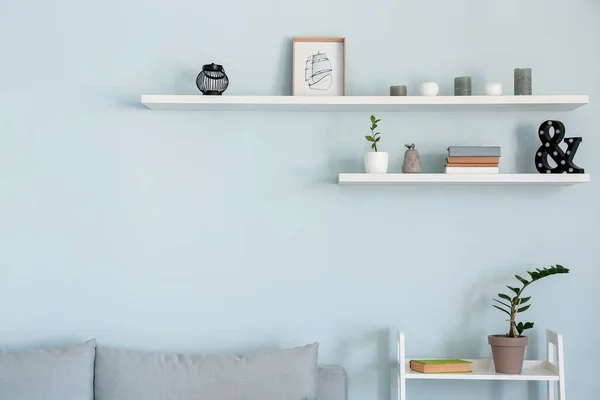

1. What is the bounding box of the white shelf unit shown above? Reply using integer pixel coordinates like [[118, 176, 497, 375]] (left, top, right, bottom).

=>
[[338, 173, 590, 185], [397, 330, 565, 400], [141, 95, 589, 112]]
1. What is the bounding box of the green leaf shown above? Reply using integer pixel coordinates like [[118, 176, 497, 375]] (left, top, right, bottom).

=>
[[498, 293, 512, 302], [371, 143, 376, 150], [527, 265, 569, 282], [507, 286, 520, 295], [518, 305, 531, 313], [370, 115, 376, 123], [522, 322, 534, 330], [515, 275, 529, 285], [517, 322, 534, 335], [520, 296, 531, 304], [556, 264, 568, 272], [493, 298, 511, 309], [527, 271, 535, 279], [493, 305, 510, 315], [374, 119, 381, 123], [365, 136, 375, 142], [372, 124, 378, 129], [556, 265, 569, 273], [375, 137, 381, 142]]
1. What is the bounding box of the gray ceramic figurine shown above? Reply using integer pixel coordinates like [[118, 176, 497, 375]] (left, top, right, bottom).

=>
[[402, 143, 422, 173]]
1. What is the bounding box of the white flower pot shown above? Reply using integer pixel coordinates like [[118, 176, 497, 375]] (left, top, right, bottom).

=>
[[364, 152, 389, 174]]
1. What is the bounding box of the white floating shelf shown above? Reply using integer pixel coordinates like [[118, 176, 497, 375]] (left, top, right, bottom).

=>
[[338, 173, 590, 185], [404, 360, 558, 381], [141, 95, 588, 112]]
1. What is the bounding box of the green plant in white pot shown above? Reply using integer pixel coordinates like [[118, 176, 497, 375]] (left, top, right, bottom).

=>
[[489, 265, 569, 374], [364, 115, 388, 174]]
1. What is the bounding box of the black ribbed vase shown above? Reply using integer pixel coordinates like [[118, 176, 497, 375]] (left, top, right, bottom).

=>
[[196, 63, 229, 95]]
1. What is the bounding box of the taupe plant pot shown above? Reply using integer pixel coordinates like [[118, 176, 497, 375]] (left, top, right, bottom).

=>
[[488, 335, 528, 374]]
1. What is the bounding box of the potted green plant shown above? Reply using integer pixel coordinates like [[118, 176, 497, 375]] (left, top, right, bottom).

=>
[[364, 115, 388, 174], [489, 265, 569, 374]]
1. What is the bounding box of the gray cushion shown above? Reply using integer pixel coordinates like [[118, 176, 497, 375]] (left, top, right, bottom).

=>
[[95, 342, 319, 400], [0, 339, 96, 400], [318, 366, 347, 400]]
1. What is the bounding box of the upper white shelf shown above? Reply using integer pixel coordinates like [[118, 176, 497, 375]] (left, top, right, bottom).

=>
[[404, 360, 559, 381], [141, 95, 589, 112]]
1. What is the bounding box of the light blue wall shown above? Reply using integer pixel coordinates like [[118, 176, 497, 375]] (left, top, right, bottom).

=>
[[1, 1, 598, 399]]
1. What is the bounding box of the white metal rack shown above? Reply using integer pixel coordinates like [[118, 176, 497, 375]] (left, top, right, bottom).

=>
[[397, 330, 565, 400]]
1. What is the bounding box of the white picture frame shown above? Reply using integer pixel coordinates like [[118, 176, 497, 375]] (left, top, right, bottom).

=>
[[292, 37, 346, 96]]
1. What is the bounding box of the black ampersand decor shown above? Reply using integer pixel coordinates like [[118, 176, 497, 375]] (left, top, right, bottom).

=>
[[535, 120, 584, 174]]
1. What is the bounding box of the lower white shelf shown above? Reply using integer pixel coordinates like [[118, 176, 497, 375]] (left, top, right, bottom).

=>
[[339, 173, 590, 185], [404, 359, 558, 381]]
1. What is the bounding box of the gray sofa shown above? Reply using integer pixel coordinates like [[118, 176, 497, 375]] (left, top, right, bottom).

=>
[[0, 338, 347, 400]]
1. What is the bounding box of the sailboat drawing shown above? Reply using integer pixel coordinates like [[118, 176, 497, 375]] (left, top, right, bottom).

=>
[[305, 51, 333, 90]]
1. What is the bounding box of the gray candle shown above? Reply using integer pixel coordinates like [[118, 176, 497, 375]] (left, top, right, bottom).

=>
[[514, 68, 532, 95], [390, 85, 407, 96], [454, 77, 472, 96]]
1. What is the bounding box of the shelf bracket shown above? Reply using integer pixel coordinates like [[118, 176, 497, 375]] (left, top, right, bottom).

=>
[[546, 330, 565, 400]]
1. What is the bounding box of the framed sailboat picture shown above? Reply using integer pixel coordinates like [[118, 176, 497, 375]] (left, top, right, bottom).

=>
[[293, 37, 346, 96]]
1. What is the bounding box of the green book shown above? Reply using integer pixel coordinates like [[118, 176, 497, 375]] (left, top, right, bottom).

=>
[[411, 359, 471, 365], [417, 371, 472, 374]]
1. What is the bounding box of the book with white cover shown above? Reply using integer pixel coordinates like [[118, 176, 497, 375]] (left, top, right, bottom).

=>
[[447, 146, 501, 157], [445, 167, 499, 174]]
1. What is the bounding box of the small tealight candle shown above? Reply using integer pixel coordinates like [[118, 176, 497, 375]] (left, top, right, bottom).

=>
[[419, 82, 439, 96], [484, 83, 503, 96], [514, 68, 532, 95], [454, 77, 472, 96], [390, 85, 407, 96]]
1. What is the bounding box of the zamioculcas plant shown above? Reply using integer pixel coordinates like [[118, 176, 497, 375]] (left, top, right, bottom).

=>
[[493, 265, 570, 338], [365, 115, 382, 151], [363, 114, 388, 173]]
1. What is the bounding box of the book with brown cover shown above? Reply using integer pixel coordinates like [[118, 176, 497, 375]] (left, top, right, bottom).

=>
[[409, 359, 472, 374], [446, 156, 501, 164]]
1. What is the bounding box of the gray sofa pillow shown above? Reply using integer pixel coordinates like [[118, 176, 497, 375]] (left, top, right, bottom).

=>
[[95, 342, 319, 400], [318, 366, 347, 400], [0, 339, 96, 400]]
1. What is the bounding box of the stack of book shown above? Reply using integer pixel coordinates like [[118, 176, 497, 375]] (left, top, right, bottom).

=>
[[445, 146, 501, 174], [409, 359, 472, 374]]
